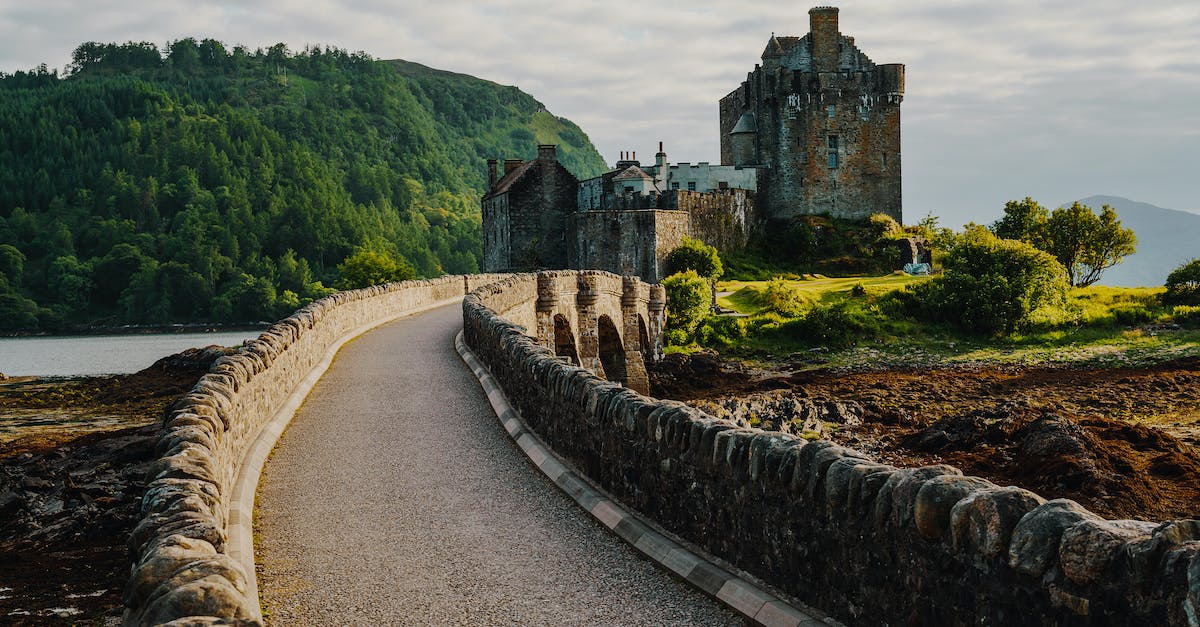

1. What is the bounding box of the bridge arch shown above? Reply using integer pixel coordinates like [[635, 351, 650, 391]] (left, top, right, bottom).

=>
[[596, 315, 626, 385], [526, 270, 662, 394], [553, 314, 579, 365]]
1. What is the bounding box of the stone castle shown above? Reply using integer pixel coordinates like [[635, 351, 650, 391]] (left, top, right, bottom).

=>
[[482, 6, 903, 281]]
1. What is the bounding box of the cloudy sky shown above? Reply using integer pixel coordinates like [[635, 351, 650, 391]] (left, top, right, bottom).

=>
[[2, 1, 1198, 226]]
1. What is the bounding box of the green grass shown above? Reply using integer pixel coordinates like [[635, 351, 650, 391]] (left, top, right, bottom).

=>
[[718, 273, 929, 314], [684, 275, 1200, 370]]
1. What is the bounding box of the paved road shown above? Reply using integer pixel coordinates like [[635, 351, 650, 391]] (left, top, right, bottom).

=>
[[255, 303, 743, 625]]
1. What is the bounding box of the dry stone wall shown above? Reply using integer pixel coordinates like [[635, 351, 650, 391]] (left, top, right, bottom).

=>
[[464, 274, 1200, 626], [124, 274, 507, 626]]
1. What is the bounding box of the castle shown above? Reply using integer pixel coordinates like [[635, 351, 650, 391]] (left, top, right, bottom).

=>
[[482, 6, 903, 281]]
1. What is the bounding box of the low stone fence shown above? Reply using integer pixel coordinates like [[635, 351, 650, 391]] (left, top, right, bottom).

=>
[[464, 271, 1200, 625], [124, 274, 506, 626]]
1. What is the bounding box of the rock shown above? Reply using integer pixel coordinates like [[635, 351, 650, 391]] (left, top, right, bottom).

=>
[[1059, 518, 1156, 584], [913, 475, 995, 540], [873, 464, 962, 532], [0, 490, 23, 516], [1009, 499, 1101, 579], [691, 390, 864, 437], [21, 475, 54, 490], [950, 486, 1045, 559]]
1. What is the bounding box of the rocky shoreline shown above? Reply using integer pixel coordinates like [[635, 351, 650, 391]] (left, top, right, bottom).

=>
[[0, 346, 232, 624]]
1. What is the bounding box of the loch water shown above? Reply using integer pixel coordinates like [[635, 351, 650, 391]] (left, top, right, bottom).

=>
[[0, 331, 260, 377]]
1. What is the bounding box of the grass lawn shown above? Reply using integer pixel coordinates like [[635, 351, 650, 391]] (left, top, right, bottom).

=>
[[692, 274, 1200, 370]]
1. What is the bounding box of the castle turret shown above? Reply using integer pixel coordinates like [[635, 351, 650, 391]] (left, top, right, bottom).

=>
[[809, 6, 840, 73], [729, 112, 757, 166]]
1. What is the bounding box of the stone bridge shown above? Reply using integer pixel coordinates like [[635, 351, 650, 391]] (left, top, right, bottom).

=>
[[496, 270, 665, 394], [122, 272, 1200, 626]]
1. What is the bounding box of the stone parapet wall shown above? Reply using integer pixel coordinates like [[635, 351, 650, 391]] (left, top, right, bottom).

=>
[[124, 274, 508, 626], [464, 274, 1200, 625]]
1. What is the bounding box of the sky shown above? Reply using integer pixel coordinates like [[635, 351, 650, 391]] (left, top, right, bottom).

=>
[[2, 1, 1198, 227]]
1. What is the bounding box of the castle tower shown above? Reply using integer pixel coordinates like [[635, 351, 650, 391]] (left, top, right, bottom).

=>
[[718, 6, 904, 222]]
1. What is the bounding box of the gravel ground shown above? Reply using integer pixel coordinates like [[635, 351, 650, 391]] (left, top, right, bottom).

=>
[[256, 304, 744, 626]]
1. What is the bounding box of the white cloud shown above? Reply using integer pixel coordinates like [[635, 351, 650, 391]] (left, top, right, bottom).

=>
[[1, 0, 1197, 225]]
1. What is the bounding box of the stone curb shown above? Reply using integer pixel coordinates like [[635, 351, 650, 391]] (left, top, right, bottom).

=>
[[228, 296, 464, 620], [454, 331, 837, 627]]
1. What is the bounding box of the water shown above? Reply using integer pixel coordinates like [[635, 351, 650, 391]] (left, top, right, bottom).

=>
[[0, 331, 261, 377]]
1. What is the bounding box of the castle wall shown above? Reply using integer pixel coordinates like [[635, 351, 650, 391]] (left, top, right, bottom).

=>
[[569, 209, 689, 283], [482, 195, 511, 271], [648, 162, 759, 193], [670, 189, 758, 252]]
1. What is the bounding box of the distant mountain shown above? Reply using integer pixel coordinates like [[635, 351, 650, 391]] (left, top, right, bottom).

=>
[[1073, 195, 1200, 287]]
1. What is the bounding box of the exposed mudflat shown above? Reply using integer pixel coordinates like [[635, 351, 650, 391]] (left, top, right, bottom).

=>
[[652, 352, 1200, 521], [0, 347, 230, 624]]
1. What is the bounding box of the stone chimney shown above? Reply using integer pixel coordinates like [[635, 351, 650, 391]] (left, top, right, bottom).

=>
[[809, 6, 840, 73], [504, 159, 523, 175], [487, 159, 498, 189], [537, 144, 557, 161]]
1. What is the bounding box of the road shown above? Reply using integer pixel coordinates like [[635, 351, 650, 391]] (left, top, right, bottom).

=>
[[255, 303, 742, 625]]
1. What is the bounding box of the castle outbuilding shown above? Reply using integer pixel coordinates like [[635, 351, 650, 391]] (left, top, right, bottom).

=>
[[719, 6, 904, 221]]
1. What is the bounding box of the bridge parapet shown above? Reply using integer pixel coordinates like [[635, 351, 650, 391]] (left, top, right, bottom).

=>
[[124, 273, 509, 626], [463, 273, 1200, 625]]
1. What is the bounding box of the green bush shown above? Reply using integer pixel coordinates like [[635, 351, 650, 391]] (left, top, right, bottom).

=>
[[1164, 259, 1200, 306], [666, 237, 723, 280], [695, 315, 748, 348], [786, 301, 873, 347], [1168, 305, 1200, 327], [922, 229, 1069, 335], [868, 213, 903, 239], [335, 250, 417, 290], [761, 277, 810, 316], [662, 270, 711, 340]]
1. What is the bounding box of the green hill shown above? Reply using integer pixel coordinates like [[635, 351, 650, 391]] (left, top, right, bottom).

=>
[[0, 40, 607, 331]]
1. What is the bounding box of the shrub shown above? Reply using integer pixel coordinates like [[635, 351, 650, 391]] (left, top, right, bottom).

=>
[[786, 301, 873, 347], [336, 249, 417, 290], [1168, 305, 1200, 327], [666, 237, 723, 280], [662, 270, 711, 339], [923, 228, 1069, 335], [1164, 259, 1200, 306], [695, 315, 748, 348], [868, 213, 903, 239], [761, 277, 809, 316]]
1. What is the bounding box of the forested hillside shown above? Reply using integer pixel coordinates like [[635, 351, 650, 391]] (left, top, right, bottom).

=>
[[0, 40, 606, 331]]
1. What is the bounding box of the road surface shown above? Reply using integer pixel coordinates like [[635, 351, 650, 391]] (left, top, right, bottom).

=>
[[255, 303, 742, 625]]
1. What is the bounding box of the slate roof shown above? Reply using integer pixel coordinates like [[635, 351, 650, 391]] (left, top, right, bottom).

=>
[[486, 161, 536, 198], [611, 165, 654, 181]]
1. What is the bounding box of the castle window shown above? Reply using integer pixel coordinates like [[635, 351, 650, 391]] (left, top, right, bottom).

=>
[[718, 181, 729, 190], [827, 135, 839, 168], [624, 186, 634, 194], [858, 104, 868, 120], [882, 152, 887, 171], [671, 182, 680, 190], [799, 151, 808, 164], [827, 104, 835, 118], [687, 182, 697, 191]]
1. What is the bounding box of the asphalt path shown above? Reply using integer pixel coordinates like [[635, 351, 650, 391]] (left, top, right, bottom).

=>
[[255, 303, 743, 625]]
